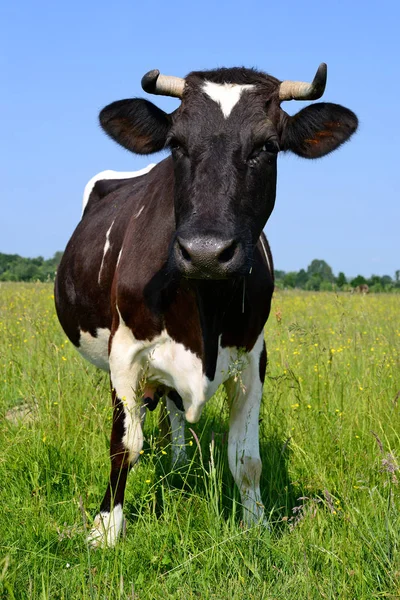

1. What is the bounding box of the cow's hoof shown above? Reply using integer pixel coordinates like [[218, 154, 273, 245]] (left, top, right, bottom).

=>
[[87, 506, 124, 548]]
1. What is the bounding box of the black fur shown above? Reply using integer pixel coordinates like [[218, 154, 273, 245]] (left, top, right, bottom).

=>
[[281, 102, 358, 158]]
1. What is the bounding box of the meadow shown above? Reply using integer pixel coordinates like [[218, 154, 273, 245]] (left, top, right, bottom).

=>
[[0, 283, 399, 599]]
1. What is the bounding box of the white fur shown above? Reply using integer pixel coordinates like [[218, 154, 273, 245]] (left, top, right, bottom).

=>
[[76, 314, 257, 424], [202, 82, 254, 118], [82, 165, 156, 215], [225, 332, 265, 525], [133, 205, 145, 219], [87, 504, 124, 548], [259, 235, 272, 276], [98, 219, 115, 285], [110, 308, 208, 425], [116, 246, 123, 267], [78, 327, 111, 371]]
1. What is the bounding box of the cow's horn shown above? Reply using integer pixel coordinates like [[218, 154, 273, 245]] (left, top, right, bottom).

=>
[[279, 63, 327, 101], [141, 70, 185, 98]]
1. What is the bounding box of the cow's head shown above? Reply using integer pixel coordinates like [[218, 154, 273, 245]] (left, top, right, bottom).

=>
[[100, 65, 357, 279]]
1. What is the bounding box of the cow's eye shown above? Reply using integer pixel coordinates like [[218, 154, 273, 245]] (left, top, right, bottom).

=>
[[261, 141, 279, 154], [169, 138, 187, 156], [247, 141, 279, 167]]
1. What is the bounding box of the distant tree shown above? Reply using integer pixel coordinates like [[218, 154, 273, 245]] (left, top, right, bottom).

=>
[[395, 270, 400, 283], [369, 283, 383, 293], [351, 275, 367, 287], [0, 251, 63, 281], [367, 275, 381, 287], [295, 269, 308, 289], [0, 270, 17, 281], [380, 275, 392, 287], [31, 256, 44, 267], [52, 251, 64, 265], [307, 259, 334, 282], [274, 269, 286, 281], [305, 274, 322, 291], [14, 260, 41, 281], [283, 272, 297, 288], [336, 272, 347, 288], [320, 280, 334, 291], [0, 253, 19, 277]]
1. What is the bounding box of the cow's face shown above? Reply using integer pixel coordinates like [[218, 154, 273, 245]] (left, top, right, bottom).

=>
[[100, 67, 357, 280]]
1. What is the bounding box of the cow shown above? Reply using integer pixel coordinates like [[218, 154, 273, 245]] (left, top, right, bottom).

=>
[[352, 284, 369, 294], [55, 63, 357, 547]]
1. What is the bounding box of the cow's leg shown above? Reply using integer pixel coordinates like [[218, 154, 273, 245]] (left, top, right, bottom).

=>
[[87, 316, 150, 547], [225, 334, 266, 526], [166, 396, 187, 467], [88, 380, 145, 548]]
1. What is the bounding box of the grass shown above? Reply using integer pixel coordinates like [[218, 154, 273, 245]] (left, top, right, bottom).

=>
[[0, 283, 399, 599]]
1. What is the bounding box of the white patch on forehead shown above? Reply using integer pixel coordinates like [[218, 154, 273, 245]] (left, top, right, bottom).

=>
[[78, 327, 110, 371], [98, 219, 115, 285], [202, 82, 254, 118], [82, 164, 156, 215]]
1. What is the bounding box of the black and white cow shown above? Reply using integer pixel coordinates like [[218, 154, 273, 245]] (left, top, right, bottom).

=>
[[55, 64, 357, 546]]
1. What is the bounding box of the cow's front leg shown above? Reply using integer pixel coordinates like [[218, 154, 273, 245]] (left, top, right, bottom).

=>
[[88, 385, 145, 548], [225, 334, 266, 527]]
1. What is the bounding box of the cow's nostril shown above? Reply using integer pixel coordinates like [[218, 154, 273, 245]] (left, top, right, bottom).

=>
[[175, 235, 244, 278], [178, 240, 192, 262], [218, 241, 237, 264]]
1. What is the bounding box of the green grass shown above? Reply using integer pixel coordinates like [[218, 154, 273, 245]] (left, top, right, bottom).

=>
[[1, 283, 399, 599]]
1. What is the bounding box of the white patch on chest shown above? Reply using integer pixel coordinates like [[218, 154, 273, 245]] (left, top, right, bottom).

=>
[[110, 309, 249, 424], [78, 327, 110, 371], [76, 314, 260, 427], [98, 219, 115, 285], [110, 315, 208, 423], [202, 81, 254, 118], [82, 164, 156, 215]]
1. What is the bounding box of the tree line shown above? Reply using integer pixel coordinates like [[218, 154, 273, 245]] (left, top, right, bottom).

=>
[[275, 259, 400, 292], [0, 253, 399, 292], [0, 252, 63, 282]]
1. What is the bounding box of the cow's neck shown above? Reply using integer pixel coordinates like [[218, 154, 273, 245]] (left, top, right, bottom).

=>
[[192, 278, 242, 380]]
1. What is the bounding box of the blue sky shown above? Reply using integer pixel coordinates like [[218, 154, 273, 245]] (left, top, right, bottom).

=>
[[2, 0, 399, 277]]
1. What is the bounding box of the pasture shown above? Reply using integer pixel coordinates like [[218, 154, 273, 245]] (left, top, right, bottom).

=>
[[1, 283, 399, 599]]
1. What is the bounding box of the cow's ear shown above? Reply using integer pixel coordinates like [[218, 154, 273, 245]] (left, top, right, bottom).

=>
[[280, 103, 358, 159], [99, 99, 171, 154]]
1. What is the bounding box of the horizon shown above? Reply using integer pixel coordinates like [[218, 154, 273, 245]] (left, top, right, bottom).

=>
[[0, 249, 396, 281]]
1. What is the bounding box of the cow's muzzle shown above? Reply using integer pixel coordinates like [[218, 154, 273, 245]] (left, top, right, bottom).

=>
[[174, 235, 247, 279]]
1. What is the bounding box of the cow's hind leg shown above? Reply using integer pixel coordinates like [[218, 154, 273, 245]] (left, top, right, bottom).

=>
[[166, 395, 187, 467], [88, 385, 145, 548], [225, 333, 266, 527]]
